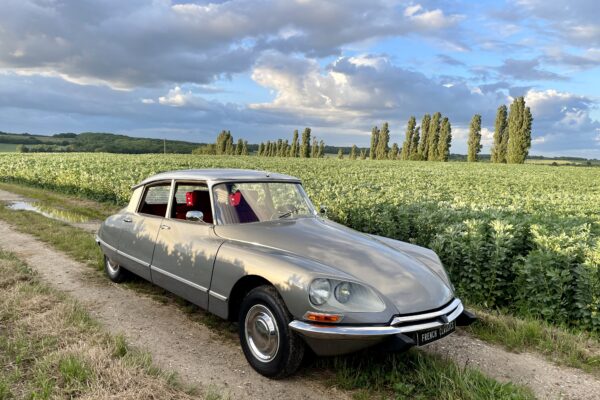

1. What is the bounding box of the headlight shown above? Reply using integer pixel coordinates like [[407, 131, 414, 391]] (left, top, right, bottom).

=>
[[309, 278, 331, 305], [308, 278, 385, 312], [334, 282, 352, 303]]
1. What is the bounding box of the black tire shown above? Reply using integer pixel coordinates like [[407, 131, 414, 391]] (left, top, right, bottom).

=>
[[104, 255, 129, 283], [238, 285, 305, 378]]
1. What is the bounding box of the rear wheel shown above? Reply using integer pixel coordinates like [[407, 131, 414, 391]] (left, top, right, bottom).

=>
[[104, 255, 128, 283], [238, 285, 305, 378]]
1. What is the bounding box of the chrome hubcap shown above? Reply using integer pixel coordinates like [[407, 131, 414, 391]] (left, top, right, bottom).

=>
[[245, 304, 280, 363], [106, 258, 119, 274]]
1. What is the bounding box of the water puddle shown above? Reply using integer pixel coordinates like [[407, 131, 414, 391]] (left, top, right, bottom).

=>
[[7, 201, 92, 224]]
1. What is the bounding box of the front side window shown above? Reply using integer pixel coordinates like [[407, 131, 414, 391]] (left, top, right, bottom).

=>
[[138, 183, 171, 217], [213, 182, 314, 225]]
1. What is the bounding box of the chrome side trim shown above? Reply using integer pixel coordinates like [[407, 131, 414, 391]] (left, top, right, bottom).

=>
[[96, 236, 117, 253], [150, 265, 208, 293], [209, 290, 228, 301], [391, 298, 461, 325], [290, 300, 464, 340], [118, 250, 150, 268]]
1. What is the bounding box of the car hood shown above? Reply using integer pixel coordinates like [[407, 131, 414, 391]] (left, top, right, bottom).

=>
[[214, 217, 453, 314]]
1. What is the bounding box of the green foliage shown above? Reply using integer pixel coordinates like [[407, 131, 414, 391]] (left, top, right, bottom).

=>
[[318, 140, 325, 158], [290, 130, 299, 157], [311, 137, 318, 158], [491, 105, 508, 163], [1, 154, 599, 332], [427, 112, 441, 161], [418, 114, 431, 158], [468, 114, 482, 162], [301, 127, 311, 158], [370, 126, 379, 160], [400, 116, 416, 160], [375, 122, 390, 160], [507, 97, 533, 164], [349, 145, 357, 160], [337, 148, 344, 159], [389, 143, 399, 160], [438, 117, 452, 162]]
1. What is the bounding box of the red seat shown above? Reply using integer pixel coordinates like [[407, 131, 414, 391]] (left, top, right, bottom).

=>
[[175, 190, 213, 223]]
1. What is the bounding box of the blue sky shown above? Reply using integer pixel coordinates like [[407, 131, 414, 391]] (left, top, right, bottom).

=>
[[0, 0, 599, 157]]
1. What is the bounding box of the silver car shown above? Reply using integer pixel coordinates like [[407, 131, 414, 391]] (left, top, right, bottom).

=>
[[96, 169, 475, 378]]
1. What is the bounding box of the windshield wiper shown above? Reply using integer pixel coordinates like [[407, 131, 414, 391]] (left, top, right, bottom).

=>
[[278, 207, 299, 219]]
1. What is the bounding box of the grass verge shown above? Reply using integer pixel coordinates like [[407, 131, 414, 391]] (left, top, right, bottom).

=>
[[0, 203, 536, 399], [0, 181, 117, 220], [466, 308, 600, 376], [0, 250, 209, 399]]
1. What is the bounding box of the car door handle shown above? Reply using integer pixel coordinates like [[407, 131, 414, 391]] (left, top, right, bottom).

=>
[[160, 224, 171, 230], [123, 217, 132, 223]]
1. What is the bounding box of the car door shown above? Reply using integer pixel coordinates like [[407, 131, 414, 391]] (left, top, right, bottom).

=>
[[117, 181, 172, 281], [150, 181, 224, 309]]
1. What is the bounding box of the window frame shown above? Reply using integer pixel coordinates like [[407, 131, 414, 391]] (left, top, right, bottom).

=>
[[167, 180, 215, 225], [136, 180, 174, 219]]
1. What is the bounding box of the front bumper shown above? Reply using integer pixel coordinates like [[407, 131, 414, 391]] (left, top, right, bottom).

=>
[[289, 298, 476, 356]]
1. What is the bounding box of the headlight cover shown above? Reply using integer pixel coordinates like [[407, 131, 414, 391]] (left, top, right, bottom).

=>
[[308, 278, 331, 305], [308, 278, 385, 312]]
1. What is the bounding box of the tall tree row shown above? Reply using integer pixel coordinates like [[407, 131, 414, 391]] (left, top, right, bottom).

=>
[[468, 114, 482, 162], [400, 116, 416, 160], [491, 105, 508, 163], [506, 97, 533, 164], [301, 127, 311, 158], [370, 126, 379, 160], [438, 117, 452, 162]]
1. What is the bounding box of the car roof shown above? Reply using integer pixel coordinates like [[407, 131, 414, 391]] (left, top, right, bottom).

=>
[[134, 168, 301, 188]]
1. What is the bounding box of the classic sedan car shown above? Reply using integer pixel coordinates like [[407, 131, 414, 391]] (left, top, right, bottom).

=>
[[96, 169, 475, 378]]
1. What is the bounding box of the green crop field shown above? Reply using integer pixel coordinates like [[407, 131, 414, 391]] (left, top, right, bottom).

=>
[[0, 143, 17, 152], [0, 153, 598, 332]]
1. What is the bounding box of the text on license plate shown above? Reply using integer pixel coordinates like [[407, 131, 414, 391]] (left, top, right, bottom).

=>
[[417, 320, 455, 345]]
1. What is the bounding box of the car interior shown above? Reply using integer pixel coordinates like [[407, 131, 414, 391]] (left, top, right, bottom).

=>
[[171, 183, 214, 224]]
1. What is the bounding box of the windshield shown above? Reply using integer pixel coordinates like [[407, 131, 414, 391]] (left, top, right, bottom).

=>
[[212, 182, 314, 225]]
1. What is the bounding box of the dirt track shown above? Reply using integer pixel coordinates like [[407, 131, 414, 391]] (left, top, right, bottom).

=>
[[0, 189, 599, 399]]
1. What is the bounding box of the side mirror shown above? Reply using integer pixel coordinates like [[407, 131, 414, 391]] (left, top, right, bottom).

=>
[[186, 210, 204, 222], [319, 205, 328, 216]]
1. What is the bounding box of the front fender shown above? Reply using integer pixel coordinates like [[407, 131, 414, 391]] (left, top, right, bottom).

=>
[[209, 240, 398, 324]]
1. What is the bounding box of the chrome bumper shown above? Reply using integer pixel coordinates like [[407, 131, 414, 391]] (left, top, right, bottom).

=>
[[289, 298, 466, 340]]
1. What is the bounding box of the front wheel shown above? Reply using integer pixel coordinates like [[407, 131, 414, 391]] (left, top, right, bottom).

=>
[[104, 255, 128, 283], [238, 285, 305, 378]]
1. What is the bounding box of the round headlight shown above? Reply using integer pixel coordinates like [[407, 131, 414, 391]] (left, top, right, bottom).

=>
[[309, 278, 331, 305], [334, 282, 352, 303]]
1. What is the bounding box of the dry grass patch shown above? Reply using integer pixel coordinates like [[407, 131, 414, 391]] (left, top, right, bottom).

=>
[[0, 251, 218, 400]]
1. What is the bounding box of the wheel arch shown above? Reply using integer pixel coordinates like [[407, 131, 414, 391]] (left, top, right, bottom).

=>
[[228, 275, 274, 321]]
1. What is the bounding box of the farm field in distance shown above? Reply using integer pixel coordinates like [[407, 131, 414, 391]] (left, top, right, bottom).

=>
[[0, 152, 598, 334]]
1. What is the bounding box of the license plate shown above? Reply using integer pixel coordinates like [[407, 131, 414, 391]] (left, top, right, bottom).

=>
[[416, 320, 456, 346]]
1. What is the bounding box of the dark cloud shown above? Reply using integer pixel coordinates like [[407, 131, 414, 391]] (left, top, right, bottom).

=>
[[496, 58, 567, 81], [437, 54, 465, 66], [0, 0, 463, 88]]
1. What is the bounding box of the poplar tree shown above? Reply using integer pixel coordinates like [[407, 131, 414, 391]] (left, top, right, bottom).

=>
[[337, 149, 344, 159], [370, 126, 379, 160], [438, 117, 452, 162], [507, 97, 533, 164], [349, 145, 357, 160], [301, 127, 311, 158], [225, 135, 234, 155], [491, 105, 508, 163], [258, 142, 265, 156], [410, 127, 420, 159], [216, 130, 232, 155], [376, 122, 390, 160], [282, 139, 289, 157], [401, 116, 416, 160], [318, 140, 325, 158], [236, 138, 243, 155], [418, 114, 431, 158], [468, 114, 482, 162], [427, 112, 441, 161], [360, 149, 367, 159], [311, 137, 318, 158], [390, 143, 399, 159], [290, 129, 299, 157], [242, 140, 249, 155]]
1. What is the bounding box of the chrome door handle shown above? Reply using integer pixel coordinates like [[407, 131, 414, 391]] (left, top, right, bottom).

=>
[[123, 217, 132, 223], [160, 224, 171, 230]]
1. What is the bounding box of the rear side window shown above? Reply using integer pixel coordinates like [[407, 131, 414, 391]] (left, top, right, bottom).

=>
[[138, 183, 171, 217]]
